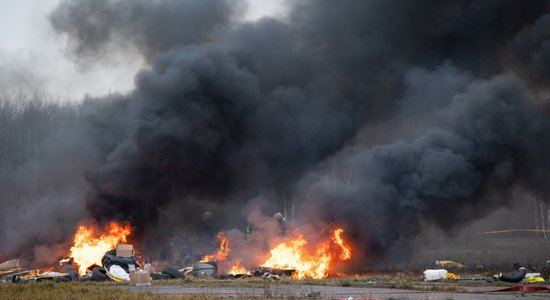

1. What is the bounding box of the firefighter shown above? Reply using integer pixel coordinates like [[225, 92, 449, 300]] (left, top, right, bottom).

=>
[[274, 212, 286, 236]]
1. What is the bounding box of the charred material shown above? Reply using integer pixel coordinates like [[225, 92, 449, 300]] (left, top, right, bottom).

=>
[[101, 250, 140, 273], [251, 267, 296, 278], [496, 263, 527, 283]]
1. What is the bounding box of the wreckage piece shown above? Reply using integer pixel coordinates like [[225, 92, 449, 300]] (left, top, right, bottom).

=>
[[101, 250, 139, 273], [192, 262, 217, 278], [107, 265, 130, 281], [452, 276, 491, 282], [91, 267, 110, 281], [180, 266, 193, 278], [150, 273, 171, 280], [423, 269, 448, 281], [217, 274, 252, 279], [161, 266, 183, 279], [524, 276, 545, 283], [0, 268, 26, 276], [13, 271, 77, 283], [0, 259, 21, 270], [77, 273, 93, 282], [261, 272, 280, 281], [116, 244, 133, 257], [495, 263, 527, 283], [447, 272, 460, 279], [130, 270, 151, 286], [54, 273, 79, 282], [0, 259, 25, 279], [435, 260, 464, 268], [251, 267, 296, 278], [1, 270, 31, 283]]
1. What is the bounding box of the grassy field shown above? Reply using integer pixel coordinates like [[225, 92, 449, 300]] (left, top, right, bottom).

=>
[[0, 273, 522, 299], [0, 282, 161, 300], [0, 281, 264, 300]]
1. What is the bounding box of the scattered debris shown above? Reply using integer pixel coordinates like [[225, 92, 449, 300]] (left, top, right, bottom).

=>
[[101, 250, 139, 273], [150, 273, 171, 280], [423, 269, 448, 281], [130, 270, 151, 286], [252, 267, 296, 277], [453, 276, 492, 282], [494, 263, 527, 283], [435, 260, 464, 268], [261, 272, 280, 281], [525, 272, 541, 278], [161, 266, 183, 279], [192, 262, 217, 278], [447, 272, 460, 279], [91, 267, 109, 282], [524, 276, 545, 283], [106, 265, 130, 282], [143, 263, 155, 273], [0, 259, 20, 270], [180, 266, 193, 277], [0, 243, 184, 284], [116, 244, 134, 257]]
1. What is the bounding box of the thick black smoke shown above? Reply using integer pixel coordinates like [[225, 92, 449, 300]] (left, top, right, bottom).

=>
[[50, 0, 245, 65], [2, 0, 548, 262], [304, 68, 550, 256]]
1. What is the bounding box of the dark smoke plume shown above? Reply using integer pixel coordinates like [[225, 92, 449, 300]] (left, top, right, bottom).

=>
[[2, 0, 550, 264], [304, 69, 550, 256]]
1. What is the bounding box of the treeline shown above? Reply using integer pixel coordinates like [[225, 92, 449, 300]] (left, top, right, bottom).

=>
[[0, 93, 80, 170], [0, 93, 83, 200]]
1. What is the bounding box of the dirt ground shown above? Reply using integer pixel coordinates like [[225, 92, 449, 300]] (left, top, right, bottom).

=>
[[126, 283, 550, 299]]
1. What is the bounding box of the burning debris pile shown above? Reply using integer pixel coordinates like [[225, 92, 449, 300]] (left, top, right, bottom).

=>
[[260, 228, 351, 279], [68, 222, 132, 275], [0, 223, 143, 284], [198, 226, 352, 279], [1, 220, 353, 284]]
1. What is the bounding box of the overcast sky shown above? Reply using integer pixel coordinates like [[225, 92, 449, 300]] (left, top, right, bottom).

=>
[[0, 0, 288, 101]]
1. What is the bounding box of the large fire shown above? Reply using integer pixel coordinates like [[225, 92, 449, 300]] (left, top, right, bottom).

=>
[[261, 227, 352, 279], [200, 232, 230, 262], [68, 222, 131, 275], [201, 227, 352, 279]]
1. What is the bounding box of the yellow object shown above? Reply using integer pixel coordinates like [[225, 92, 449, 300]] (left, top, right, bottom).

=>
[[447, 272, 460, 279], [436, 260, 464, 268], [524, 276, 545, 283], [105, 271, 124, 282], [19, 271, 39, 279]]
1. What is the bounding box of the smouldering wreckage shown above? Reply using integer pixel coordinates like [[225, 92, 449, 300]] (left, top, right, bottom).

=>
[[0, 221, 354, 285], [1, 220, 549, 292]]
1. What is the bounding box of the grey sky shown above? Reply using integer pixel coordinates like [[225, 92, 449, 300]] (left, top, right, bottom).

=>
[[0, 0, 288, 101]]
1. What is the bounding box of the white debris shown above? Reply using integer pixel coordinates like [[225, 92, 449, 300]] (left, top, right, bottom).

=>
[[109, 265, 130, 281]]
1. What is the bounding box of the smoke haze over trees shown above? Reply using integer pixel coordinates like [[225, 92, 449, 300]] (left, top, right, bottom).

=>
[[2, 0, 550, 264]]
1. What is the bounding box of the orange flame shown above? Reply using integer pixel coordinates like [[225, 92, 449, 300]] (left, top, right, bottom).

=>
[[228, 260, 250, 275], [68, 222, 131, 275], [200, 232, 230, 262], [332, 228, 351, 260], [261, 227, 351, 279]]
